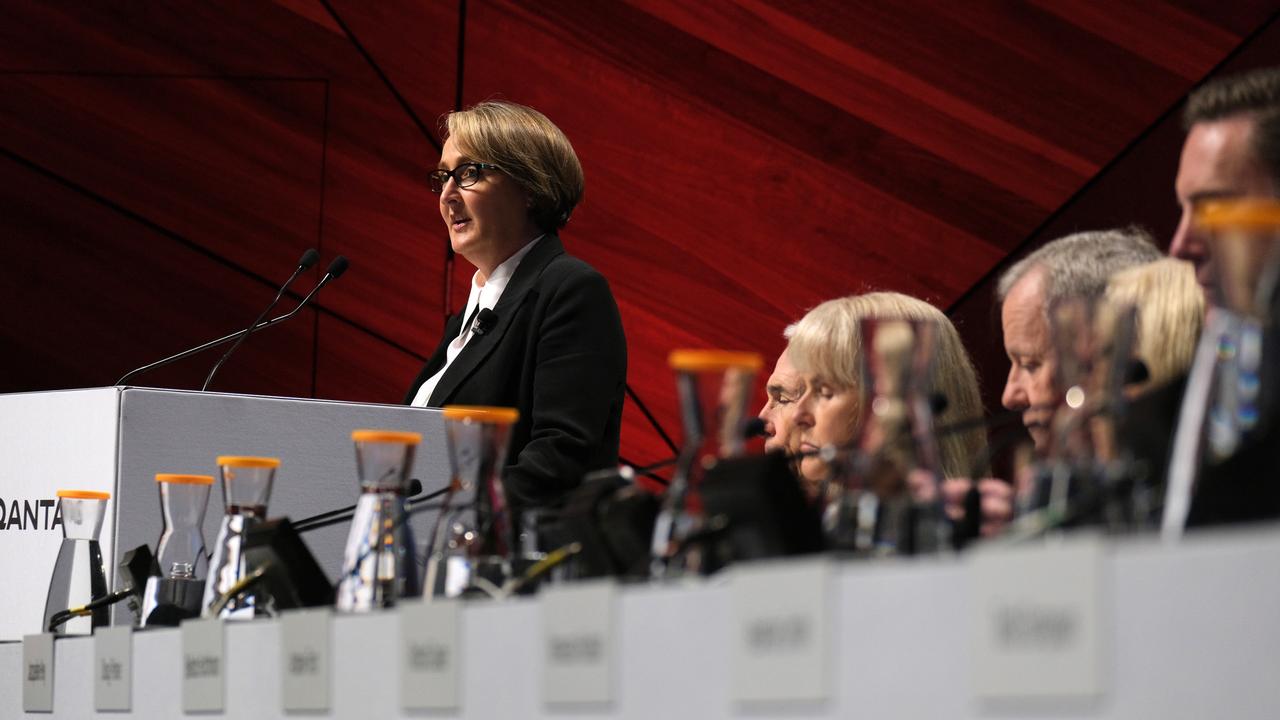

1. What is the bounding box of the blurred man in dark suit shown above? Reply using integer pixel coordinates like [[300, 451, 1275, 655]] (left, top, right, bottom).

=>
[[1170, 67, 1280, 297], [1165, 68, 1280, 528]]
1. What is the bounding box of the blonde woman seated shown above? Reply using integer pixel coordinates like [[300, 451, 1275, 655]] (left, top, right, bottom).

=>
[[1104, 258, 1204, 394], [785, 292, 1011, 539], [1100, 258, 1205, 511]]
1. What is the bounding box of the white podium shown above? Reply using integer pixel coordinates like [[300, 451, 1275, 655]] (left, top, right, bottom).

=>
[[0, 387, 450, 641]]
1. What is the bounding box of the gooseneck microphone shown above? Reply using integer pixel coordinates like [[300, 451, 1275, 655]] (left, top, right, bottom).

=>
[[201, 248, 320, 391], [116, 254, 349, 387]]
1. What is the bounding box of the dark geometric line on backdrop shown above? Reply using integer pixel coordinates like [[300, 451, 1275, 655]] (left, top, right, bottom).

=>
[[0, 143, 283, 286], [617, 455, 670, 487], [0, 70, 328, 82], [318, 0, 456, 323], [311, 82, 334, 398], [318, 0, 441, 152], [0, 144, 429, 364], [943, 8, 1280, 317], [443, 0, 468, 320], [454, 0, 467, 112], [626, 384, 679, 455]]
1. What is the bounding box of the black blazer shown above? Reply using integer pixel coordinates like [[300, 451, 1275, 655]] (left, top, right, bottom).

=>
[[405, 235, 627, 507]]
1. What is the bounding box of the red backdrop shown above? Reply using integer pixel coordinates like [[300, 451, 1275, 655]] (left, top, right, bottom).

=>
[[2, 1, 1278, 476]]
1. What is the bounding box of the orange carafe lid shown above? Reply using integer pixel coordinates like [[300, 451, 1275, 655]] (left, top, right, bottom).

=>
[[215, 456, 281, 468], [56, 489, 111, 500], [155, 473, 215, 485], [351, 429, 424, 445], [441, 406, 520, 424], [668, 349, 764, 372]]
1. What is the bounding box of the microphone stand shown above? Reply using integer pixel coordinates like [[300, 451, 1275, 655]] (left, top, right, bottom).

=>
[[336, 488, 458, 587], [292, 480, 449, 534]]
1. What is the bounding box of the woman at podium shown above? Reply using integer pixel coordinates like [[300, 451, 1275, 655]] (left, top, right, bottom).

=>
[[405, 101, 627, 508]]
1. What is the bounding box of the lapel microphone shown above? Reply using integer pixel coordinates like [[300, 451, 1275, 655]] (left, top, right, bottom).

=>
[[473, 308, 499, 336]]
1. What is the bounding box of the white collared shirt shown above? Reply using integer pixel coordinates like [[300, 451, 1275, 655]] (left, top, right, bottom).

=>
[[410, 236, 544, 407]]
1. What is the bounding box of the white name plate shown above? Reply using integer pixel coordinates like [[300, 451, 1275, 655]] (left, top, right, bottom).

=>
[[541, 580, 617, 707], [730, 558, 832, 705], [281, 608, 332, 713], [970, 535, 1108, 702], [94, 625, 133, 711], [182, 617, 225, 713], [400, 599, 461, 712], [22, 633, 55, 713]]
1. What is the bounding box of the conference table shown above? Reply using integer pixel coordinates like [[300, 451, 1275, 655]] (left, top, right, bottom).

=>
[[3, 522, 1278, 719]]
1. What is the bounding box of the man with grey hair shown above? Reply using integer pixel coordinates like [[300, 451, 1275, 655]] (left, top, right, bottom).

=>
[[998, 227, 1162, 451], [1170, 66, 1280, 295]]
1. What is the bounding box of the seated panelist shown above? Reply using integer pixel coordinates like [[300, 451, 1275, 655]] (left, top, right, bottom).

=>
[[1098, 258, 1204, 520], [784, 292, 1011, 537], [1104, 258, 1204, 395], [997, 227, 1162, 453], [759, 343, 805, 457], [405, 101, 627, 508]]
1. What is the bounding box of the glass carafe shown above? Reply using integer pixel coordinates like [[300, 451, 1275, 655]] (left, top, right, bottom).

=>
[[202, 456, 278, 619], [42, 490, 111, 635], [424, 406, 519, 599], [1165, 199, 1280, 538], [1023, 297, 1146, 532], [824, 319, 948, 556], [142, 474, 212, 625], [336, 429, 422, 611], [651, 350, 762, 578]]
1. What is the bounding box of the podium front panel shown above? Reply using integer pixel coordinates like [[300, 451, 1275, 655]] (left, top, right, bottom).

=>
[[0, 388, 120, 641]]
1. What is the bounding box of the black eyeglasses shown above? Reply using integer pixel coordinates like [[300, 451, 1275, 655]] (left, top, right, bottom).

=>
[[427, 162, 499, 193]]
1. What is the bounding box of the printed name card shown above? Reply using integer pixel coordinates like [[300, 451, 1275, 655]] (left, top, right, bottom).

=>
[[400, 599, 462, 712], [969, 535, 1107, 702], [541, 580, 617, 706], [730, 558, 832, 705], [281, 607, 332, 712], [22, 633, 54, 713], [182, 617, 226, 713], [94, 625, 133, 711]]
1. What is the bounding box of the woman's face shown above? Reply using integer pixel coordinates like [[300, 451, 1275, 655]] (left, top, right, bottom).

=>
[[793, 374, 860, 495], [437, 136, 536, 276]]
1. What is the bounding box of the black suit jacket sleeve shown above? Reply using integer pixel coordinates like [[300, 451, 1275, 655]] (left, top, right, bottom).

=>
[[511, 265, 626, 505], [405, 236, 627, 508]]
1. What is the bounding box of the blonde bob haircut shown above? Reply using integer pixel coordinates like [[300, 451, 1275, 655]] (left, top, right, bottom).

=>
[[785, 292, 987, 479], [1104, 258, 1204, 390], [443, 100, 584, 232]]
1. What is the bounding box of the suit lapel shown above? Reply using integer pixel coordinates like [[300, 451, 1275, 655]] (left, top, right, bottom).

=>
[[428, 235, 565, 406]]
